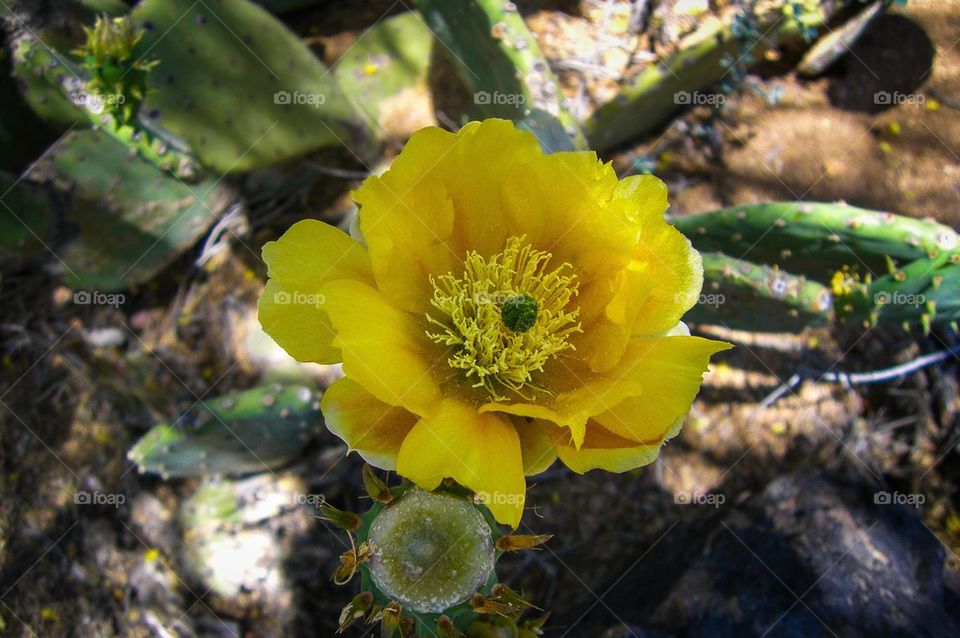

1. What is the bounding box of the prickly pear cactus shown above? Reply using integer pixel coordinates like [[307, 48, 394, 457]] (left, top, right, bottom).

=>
[[73, 14, 157, 124], [129, 384, 323, 478], [687, 252, 834, 332], [832, 250, 960, 332], [27, 130, 231, 290], [12, 31, 201, 177], [333, 12, 434, 139], [672, 201, 959, 282], [0, 171, 54, 255], [585, 1, 853, 150], [329, 469, 550, 637], [130, 0, 373, 173], [414, 0, 585, 147]]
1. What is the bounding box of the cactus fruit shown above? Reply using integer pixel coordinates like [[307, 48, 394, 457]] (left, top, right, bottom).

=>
[[413, 0, 586, 148], [128, 384, 323, 478], [671, 202, 959, 282], [26, 130, 231, 290], [686, 252, 834, 332], [73, 14, 157, 125], [330, 471, 549, 637], [129, 0, 374, 173], [333, 11, 434, 139]]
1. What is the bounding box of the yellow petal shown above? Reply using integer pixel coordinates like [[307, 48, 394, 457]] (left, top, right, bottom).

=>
[[512, 416, 557, 476], [258, 219, 372, 363], [482, 335, 729, 448], [320, 279, 444, 417], [355, 120, 542, 314], [258, 279, 341, 363], [354, 175, 458, 315], [551, 419, 676, 474], [320, 377, 417, 470], [592, 335, 730, 443], [614, 176, 704, 336], [397, 400, 526, 527]]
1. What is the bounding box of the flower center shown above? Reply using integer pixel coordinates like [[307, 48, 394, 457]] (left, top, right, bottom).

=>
[[426, 236, 581, 401]]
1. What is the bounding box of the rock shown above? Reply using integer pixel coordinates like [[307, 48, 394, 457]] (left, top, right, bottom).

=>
[[572, 471, 960, 637]]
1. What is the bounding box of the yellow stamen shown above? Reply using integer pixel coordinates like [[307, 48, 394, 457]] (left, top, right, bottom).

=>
[[426, 236, 581, 401]]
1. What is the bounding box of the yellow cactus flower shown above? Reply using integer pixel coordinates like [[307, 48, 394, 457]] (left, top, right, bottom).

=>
[[258, 119, 730, 526]]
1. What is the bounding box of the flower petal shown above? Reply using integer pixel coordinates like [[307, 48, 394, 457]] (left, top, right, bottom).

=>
[[591, 335, 730, 443], [513, 416, 557, 476], [551, 419, 679, 474], [483, 335, 730, 448], [258, 219, 372, 363], [355, 120, 543, 314], [320, 279, 445, 417], [321, 377, 418, 470], [397, 399, 526, 527], [614, 175, 704, 336]]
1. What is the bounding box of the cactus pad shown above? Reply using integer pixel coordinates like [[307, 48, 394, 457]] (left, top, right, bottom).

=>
[[28, 130, 231, 290], [130, 0, 370, 173], [128, 384, 323, 478]]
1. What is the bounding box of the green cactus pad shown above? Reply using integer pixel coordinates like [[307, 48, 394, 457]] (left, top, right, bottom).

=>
[[130, 0, 371, 173], [836, 250, 960, 329], [333, 11, 433, 138], [585, 1, 852, 150], [686, 252, 834, 332], [518, 109, 577, 154], [672, 202, 959, 282], [414, 0, 585, 147], [0, 171, 55, 255], [27, 130, 230, 290], [128, 384, 322, 478]]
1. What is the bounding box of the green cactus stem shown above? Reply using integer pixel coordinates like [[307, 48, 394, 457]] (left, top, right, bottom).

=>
[[0, 171, 55, 255], [413, 0, 586, 148], [833, 250, 960, 332], [129, 0, 375, 173], [585, 0, 855, 150], [671, 201, 959, 282], [26, 130, 230, 290], [13, 33, 200, 178], [685, 252, 834, 332], [330, 471, 550, 637], [128, 384, 323, 478], [333, 11, 433, 140]]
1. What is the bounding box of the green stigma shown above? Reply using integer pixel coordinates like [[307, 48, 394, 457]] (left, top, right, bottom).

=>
[[501, 294, 538, 332]]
